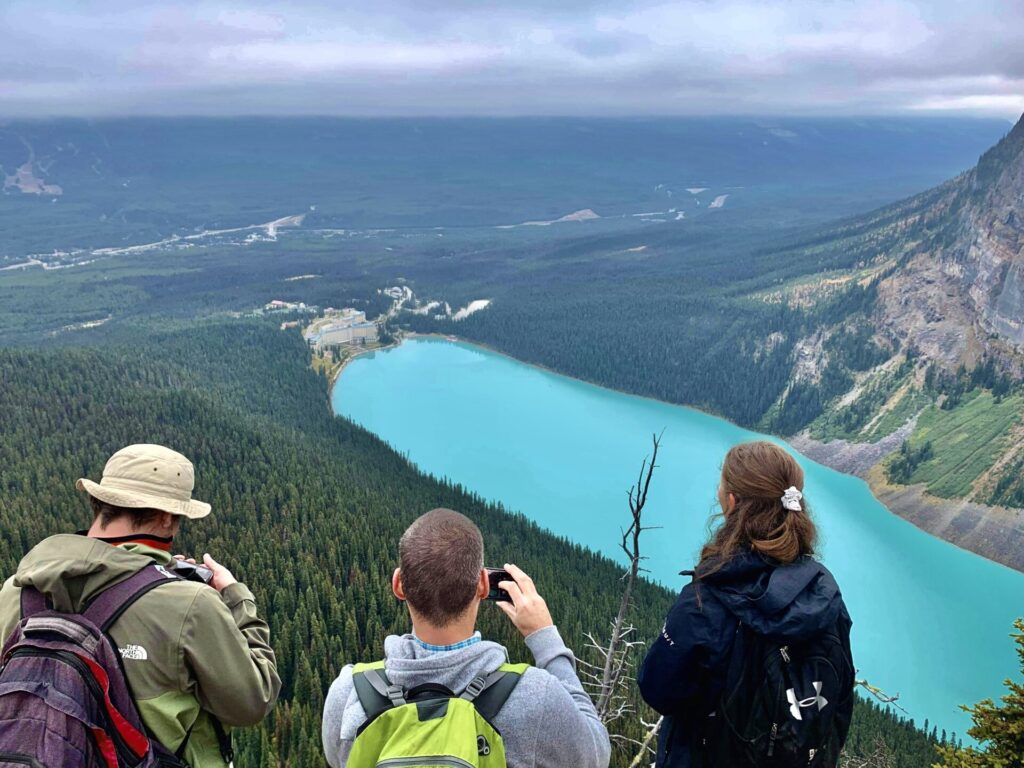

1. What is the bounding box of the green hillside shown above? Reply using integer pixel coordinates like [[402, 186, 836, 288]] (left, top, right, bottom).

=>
[[0, 318, 941, 766], [889, 391, 1023, 499]]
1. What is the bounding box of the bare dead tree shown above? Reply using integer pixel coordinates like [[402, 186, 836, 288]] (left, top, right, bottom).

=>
[[579, 432, 664, 763], [840, 738, 896, 768]]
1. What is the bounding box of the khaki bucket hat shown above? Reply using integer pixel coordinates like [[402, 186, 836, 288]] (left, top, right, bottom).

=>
[[76, 444, 211, 519]]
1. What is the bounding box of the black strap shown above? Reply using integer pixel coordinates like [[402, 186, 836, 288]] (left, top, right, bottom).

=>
[[175, 719, 198, 761], [460, 670, 506, 703], [212, 718, 234, 765], [467, 671, 523, 725], [363, 668, 407, 707], [353, 668, 397, 733], [167, 715, 231, 766]]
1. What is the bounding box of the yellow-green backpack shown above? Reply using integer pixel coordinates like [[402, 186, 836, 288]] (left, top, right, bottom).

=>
[[348, 661, 528, 768]]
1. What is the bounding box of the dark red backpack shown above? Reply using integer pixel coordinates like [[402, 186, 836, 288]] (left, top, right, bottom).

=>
[[0, 565, 192, 768]]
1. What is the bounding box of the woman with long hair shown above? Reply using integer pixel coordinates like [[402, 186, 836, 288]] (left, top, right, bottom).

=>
[[638, 440, 854, 768]]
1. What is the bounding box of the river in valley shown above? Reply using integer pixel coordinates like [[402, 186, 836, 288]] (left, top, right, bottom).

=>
[[334, 337, 1023, 738]]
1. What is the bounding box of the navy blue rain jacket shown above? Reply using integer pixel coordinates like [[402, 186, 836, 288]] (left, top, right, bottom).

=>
[[637, 552, 853, 768]]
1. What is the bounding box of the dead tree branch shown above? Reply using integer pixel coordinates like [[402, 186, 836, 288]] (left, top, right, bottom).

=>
[[627, 716, 664, 768], [581, 432, 662, 724], [855, 677, 909, 715], [840, 738, 896, 768]]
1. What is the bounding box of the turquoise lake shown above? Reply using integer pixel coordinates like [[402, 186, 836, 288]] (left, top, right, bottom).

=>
[[334, 337, 1023, 737]]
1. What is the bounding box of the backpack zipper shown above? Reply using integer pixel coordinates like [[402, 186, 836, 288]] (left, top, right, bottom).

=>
[[771, 645, 790, 759], [376, 757, 476, 768], [9, 648, 141, 765]]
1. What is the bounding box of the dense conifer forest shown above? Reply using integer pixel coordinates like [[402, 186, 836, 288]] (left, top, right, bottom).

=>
[[0, 318, 941, 765]]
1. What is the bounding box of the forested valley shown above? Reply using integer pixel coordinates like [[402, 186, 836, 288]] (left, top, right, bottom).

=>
[[0, 318, 943, 766]]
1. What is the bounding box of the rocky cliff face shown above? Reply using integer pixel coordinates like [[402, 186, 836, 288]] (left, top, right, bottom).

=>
[[780, 116, 1024, 571], [876, 115, 1024, 371]]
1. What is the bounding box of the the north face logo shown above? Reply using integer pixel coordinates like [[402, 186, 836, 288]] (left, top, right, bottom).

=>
[[119, 644, 149, 661], [787, 681, 828, 720]]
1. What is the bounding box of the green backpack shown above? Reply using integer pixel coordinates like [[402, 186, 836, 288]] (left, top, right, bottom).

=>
[[348, 660, 529, 768]]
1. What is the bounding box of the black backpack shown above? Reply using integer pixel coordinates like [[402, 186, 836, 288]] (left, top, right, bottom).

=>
[[700, 622, 855, 768]]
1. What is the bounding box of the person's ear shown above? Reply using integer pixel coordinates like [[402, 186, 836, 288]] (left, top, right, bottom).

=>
[[476, 568, 489, 600], [392, 568, 406, 601], [159, 512, 177, 532], [728, 493, 737, 513]]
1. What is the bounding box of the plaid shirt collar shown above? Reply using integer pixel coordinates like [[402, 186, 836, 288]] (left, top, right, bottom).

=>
[[411, 631, 482, 653]]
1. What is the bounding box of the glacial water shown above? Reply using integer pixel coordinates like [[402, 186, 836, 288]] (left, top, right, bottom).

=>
[[334, 337, 1023, 737]]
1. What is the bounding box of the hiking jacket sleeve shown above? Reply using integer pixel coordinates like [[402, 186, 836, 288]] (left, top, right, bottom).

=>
[[638, 582, 723, 715], [181, 581, 281, 727], [527, 625, 611, 768]]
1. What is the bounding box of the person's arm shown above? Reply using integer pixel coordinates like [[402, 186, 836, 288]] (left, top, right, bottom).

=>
[[527, 626, 611, 768], [637, 582, 710, 715], [498, 564, 611, 768], [322, 665, 355, 768], [180, 554, 281, 727]]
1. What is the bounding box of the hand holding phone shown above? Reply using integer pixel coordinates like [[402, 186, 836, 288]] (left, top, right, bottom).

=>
[[485, 568, 513, 602], [493, 563, 554, 638], [171, 555, 214, 584]]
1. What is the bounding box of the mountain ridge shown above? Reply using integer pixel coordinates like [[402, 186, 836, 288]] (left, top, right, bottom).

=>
[[779, 113, 1024, 569], [874, 114, 1024, 370]]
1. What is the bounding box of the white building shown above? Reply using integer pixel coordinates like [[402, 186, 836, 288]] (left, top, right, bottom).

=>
[[304, 308, 378, 350]]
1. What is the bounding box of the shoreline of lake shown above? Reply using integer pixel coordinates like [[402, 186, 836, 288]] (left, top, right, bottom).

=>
[[335, 333, 1023, 574]]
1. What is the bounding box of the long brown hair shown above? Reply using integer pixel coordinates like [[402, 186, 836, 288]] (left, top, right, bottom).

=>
[[698, 441, 817, 577]]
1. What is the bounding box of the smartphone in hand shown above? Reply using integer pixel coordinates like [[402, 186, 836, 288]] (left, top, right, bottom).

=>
[[171, 559, 214, 584], [485, 567, 513, 602]]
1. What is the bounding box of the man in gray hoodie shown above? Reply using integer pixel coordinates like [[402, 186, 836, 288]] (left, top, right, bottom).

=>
[[321, 507, 611, 768]]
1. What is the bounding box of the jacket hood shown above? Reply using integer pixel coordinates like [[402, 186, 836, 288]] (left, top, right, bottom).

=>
[[699, 552, 844, 638], [13, 534, 171, 613], [382, 634, 510, 695]]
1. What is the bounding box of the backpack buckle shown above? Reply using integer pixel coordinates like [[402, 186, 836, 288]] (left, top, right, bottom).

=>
[[386, 684, 407, 707], [462, 676, 487, 701]]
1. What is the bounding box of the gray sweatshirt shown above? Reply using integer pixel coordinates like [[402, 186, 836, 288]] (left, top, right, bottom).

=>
[[321, 626, 611, 768]]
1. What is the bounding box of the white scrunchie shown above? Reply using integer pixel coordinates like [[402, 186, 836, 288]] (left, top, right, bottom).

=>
[[781, 486, 803, 512]]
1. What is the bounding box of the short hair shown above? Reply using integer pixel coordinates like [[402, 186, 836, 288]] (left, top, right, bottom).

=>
[[399, 508, 484, 627], [89, 495, 163, 530]]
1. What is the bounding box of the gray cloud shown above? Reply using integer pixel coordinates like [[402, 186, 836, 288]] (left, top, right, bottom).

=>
[[0, 0, 1022, 117]]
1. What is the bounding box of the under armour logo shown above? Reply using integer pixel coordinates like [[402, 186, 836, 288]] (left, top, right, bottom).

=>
[[787, 682, 828, 720]]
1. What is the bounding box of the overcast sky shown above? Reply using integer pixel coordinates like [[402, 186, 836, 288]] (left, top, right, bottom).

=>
[[2, 0, 1023, 118]]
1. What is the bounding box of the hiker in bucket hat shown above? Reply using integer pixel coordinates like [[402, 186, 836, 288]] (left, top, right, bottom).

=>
[[0, 444, 281, 768]]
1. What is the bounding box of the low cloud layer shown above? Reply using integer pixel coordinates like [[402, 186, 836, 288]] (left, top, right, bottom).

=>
[[2, 0, 1022, 117]]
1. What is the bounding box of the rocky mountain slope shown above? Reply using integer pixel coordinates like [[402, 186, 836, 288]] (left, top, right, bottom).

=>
[[779, 114, 1024, 569], [876, 114, 1024, 370]]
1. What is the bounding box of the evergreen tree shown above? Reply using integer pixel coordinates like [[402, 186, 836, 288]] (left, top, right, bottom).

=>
[[935, 619, 1024, 767]]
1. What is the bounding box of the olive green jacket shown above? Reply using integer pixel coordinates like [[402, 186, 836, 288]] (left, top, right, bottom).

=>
[[0, 534, 281, 768]]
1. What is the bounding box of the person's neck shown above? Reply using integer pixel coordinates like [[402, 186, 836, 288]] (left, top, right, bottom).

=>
[[86, 520, 173, 549], [411, 617, 478, 647]]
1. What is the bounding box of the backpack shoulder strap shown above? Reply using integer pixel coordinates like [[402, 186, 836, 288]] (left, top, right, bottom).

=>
[[353, 662, 407, 727], [462, 663, 528, 724], [83, 564, 181, 631]]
